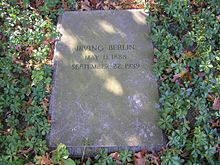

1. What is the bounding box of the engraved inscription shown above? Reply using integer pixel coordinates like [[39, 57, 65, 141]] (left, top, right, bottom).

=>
[[72, 44, 139, 70]]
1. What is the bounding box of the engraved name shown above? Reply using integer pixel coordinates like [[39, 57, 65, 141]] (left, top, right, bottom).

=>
[[73, 44, 139, 70], [76, 44, 135, 51]]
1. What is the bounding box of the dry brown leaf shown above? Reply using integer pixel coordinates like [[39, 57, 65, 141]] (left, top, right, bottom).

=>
[[114, 4, 122, 9], [12, 56, 23, 65], [90, 0, 98, 7], [95, 2, 103, 9], [103, 5, 110, 10], [25, 45, 34, 55], [81, 0, 91, 11], [207, 93, 215, 102], [18, 132, 24, 137], [42, 40, 50, 45], [184, 50, 194, 58], [178, 71, 186, 79], [62, 0, 69, 10], [153, 57, 158, 62], [15, 0, 23, 7], [1, 35, 7, 43], [212, 98, 220, 110], [36, 153, 52, 165], [77, 0, 144, 10], [165, 68, 172, 73], [160, 76, 167, 81], [186, 71, 191, 81], [181, 150, 190, 158], [36, 0, 44, 7], [153, 47, 159, 52], [172, 73, 179, 82], [217, 15, 220, 22], [211, 119, 220, 128], [24, 98, 32, 106], [110, 152, 120, 160], [198, 72, 205, 78], [17, 148, 33, 155], [133, 151, 146, 165], [24, 163, 35, 165], [15, 44, 22, 51]]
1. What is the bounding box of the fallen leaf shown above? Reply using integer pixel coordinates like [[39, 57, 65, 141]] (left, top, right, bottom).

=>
[[90, 0, 98, 7], [103, 5, 110, 10], [217, 15, 220, 22], [113, 4, 122, 9], [95, 1, 103, 9], [24, 163, 35, 165], [24, 98, 32, 105], [1, 35, 7, 43], [17, 148, 33, 155], [211, 119, 220, 128], [184, 50, 194, 58], [109, 152, 120, 160], [165, 68, 172, 73], [153, 57, 158, 62], [35, 153, 52, 165], [186, 71, 191, 81], [25, 45, 34, 55], [29, 0, 43, 8], [171, 73, 179, 82], [62, 0, 69, 10], [172, 69, 191, 83], [81, 0, 91, 11], [153, 47, 158, 51], [12, 56, 23, 65], [42, 39, 50, 45], [15, 0, 23, 7], [15, 44, 22, 51], [160, 76, 167, 81], [18, 132, 24, 137], [181, 150, 190, 157], [48, 42, 55, 60], [212, 98, 220, 110], [198, 72, 205, 78], [207, 93, 215, 102], [179, 71, 186, 79], [133, 151, 146, 165], [48, 115, 52, 124]]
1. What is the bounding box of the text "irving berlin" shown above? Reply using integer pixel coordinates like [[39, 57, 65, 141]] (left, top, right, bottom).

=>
[[76, 44, 135, 52]]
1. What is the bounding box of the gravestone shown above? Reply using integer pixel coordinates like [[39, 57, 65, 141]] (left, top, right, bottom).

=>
[[48, 10, 166, 156]]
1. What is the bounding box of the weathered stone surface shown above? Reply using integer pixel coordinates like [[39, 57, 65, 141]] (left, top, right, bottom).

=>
[[48, 10, 166, 156]]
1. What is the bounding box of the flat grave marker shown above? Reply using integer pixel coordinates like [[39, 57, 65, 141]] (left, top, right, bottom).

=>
[[48, 10, 166, 156]]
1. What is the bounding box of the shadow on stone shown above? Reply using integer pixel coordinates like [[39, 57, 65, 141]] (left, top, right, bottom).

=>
[[47, 10, 166, 156]]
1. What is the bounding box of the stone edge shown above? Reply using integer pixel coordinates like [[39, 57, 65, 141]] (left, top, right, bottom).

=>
[[46, 12, 64, 148], [46, 10, 167, 157], [49, 144, 167, 158]]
